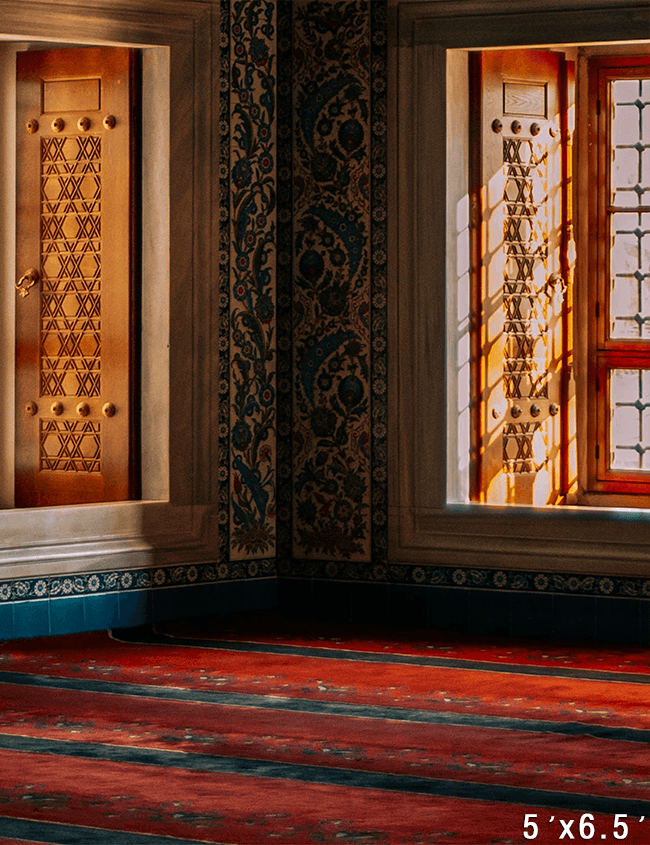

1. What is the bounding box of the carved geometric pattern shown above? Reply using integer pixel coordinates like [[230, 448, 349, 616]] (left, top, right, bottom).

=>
[[503, 421, 544, 474], [40, 135, 101, 398], [39, 419, 101, 473], [502, 137, 549, 469]]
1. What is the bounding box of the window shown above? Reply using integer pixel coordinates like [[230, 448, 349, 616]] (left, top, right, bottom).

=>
[[391, 0, 650, 578], [466, 47, 650, 507], [588, 58, 650, 496]]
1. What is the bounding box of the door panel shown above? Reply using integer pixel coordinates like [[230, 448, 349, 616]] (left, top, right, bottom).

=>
[[15, 48, 135, 507], [475, 50, 566, 505]]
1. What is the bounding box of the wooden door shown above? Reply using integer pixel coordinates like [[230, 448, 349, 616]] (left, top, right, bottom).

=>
[[474, 50, 567, 505], [15, 48, 136, 507]]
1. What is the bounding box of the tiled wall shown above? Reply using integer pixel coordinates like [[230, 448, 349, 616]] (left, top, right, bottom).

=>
[[281, 0, 387, 565], [1, 0, 649, 644], [222, 0, 389, 571], [0, 569, 277, 640], [222, 0, 278, 562], [277, 566, 650, 645]]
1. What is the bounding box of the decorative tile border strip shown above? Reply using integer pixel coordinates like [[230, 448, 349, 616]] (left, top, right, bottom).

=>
[[369, 0, 388, 565], [0, 560, 277, 603], [228, 0, 278, 559], [276, 0, 293, 567], [278, 558, 650, 599], [218, 0, 233, 566]]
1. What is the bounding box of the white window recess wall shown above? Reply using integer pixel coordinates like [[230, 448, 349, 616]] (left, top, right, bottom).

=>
[[390, 0, 650, 578]]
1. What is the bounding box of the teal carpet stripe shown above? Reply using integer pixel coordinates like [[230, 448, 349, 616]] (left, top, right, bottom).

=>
[[0, 733, 648, 818], [112, 627, 650, 685], [0, 815, 222, 844], [0, 670, 648, 744]]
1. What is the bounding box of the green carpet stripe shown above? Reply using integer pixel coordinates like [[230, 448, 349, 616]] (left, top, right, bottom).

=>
[[112, 627, 650, 684], [0, 734, 648, 818], [0, 670, 647, 744], [0, 815, 220, 844]]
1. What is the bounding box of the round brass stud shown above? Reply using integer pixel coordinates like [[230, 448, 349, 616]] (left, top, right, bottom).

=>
[[52, 117, 65, 133], [530, 403, 542, 418], [76, 402, 90, 417], [511, 404, 523, 419], [77, 116, 91, 132], [51, 401, 63, 416], [102, 402, 116, 418], [511, 120, 522, 135], [25, 401, 38, 416], [102, 114, 117, 130], [26, 118, 39, 134], [491, 118, 503, 134], [549, 403, 560, 416], [530, 122, 541, 136]]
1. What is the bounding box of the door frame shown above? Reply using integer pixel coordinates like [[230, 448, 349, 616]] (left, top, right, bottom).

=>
[[0, 0, 219, 580]]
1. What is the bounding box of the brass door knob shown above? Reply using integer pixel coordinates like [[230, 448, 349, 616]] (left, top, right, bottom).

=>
[[16, 268, 40, 298]]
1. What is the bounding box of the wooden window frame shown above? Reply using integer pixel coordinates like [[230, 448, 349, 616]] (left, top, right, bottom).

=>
[[588, 56, 650, 496]]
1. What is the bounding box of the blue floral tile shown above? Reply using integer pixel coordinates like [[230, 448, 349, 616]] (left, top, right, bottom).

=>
[[228, 0, 278, 560]]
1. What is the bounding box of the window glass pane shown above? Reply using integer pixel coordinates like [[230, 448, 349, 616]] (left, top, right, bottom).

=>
[[610, 368, 650, 471], [610, 212, 650, 337], [611, 79, 650, 206]]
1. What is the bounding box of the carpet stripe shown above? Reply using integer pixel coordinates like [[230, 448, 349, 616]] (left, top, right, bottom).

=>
[[0, 735, 648, 818], [1, 670, 647, 744], [2, 683, 647, 801], [113, 628, 650, 684], [0, 816, 220, 844]]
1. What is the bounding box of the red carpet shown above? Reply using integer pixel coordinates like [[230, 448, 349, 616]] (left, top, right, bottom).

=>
[[0, 611, 648, 844]]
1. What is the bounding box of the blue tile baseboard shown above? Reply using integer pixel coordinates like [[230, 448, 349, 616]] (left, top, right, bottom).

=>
[[1, 563, 647, 645], [0, 576, 278, 641], [277, 578, 650, 645]]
